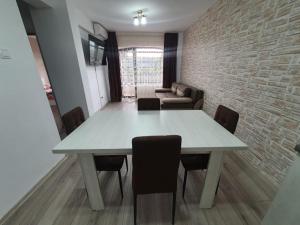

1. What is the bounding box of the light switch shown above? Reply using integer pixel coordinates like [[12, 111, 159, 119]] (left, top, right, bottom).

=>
[[0, 49, 12, 59]]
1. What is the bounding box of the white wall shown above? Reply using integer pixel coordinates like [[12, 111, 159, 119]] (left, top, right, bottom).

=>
[[263, 153, 300, 225], [23, 0, 54, 8], [30, 0, 90, 117], [117, 32, 164, 49], [67, 3, 109, 114], [0, 0, 62, 219], [66, 4, 95, 115], [66, 3, 109, 115]]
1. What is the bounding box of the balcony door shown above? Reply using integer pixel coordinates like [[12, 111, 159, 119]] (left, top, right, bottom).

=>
[[119, 48, 163, 98]]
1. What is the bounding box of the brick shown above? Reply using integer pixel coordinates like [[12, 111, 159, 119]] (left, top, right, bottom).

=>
[[181, 0, 300, 185], [277, 5, 293, 18]]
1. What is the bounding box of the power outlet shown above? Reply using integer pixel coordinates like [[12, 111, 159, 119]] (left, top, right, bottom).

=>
[[0, 49, 12, 60]]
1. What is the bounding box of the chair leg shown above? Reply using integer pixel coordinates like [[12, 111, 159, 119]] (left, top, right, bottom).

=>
[[117, 170, 123, 199], [172, 192, 176, 225], [125, 156, 128, 172], [182, 169, 188, 198], [134, 193, 137, 225]]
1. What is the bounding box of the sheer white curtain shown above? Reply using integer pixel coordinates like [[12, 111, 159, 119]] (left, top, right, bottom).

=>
[[119, 48, 163, 98], [119, 48, 135, 98]]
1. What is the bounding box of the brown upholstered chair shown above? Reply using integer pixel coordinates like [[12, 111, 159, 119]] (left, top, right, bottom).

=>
[[132, 135, 182, 225], [94, 155, 125, 198], [137, 98, 160, 110], [62, 107, 128, 198], [214, 105, 239, 134], [61, 107, 85, 135], [181, 105, 239, 197]]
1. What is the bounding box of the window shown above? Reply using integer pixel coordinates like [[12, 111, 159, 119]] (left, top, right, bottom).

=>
[[119, 48, 163, 98]]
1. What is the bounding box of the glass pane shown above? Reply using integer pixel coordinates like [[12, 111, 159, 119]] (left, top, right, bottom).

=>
[[136, 48, 163, 98]]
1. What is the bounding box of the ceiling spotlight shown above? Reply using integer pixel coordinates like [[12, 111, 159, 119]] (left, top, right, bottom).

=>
[[133, 17, 140, 26], [133, 10, 147, 26], [140, 15, 147, 25]]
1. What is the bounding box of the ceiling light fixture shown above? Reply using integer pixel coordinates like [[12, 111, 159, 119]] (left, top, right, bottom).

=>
[[133, 10, 147, 26]]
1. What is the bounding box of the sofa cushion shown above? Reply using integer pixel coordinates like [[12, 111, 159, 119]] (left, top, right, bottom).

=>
[[162, 97, 193, 104], [176, 88, 184, 97], [156, 92, 177, 99], [176, 85, 191, 97], [171, 86, 177, 93], [171, 83, 179, 93]]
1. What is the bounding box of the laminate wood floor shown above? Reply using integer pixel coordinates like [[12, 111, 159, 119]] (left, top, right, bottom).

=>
[[2, 102, 278, 225]]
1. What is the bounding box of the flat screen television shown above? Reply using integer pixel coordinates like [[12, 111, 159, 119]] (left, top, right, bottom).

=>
[[81, 34, 105, 65]]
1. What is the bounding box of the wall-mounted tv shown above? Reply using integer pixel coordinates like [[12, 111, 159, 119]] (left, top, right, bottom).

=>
[[81, 34, 105, 65]]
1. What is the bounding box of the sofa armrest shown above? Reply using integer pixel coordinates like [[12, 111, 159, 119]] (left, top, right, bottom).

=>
[[193, 98, 204, 110], [155, 88, 172, 93]]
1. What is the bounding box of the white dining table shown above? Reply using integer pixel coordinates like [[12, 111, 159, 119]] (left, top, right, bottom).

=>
[[53, 110, 248, 210]]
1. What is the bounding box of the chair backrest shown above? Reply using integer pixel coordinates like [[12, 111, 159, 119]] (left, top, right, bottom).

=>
[[137, 98, 160, 111], [62, 107, 85, 135], [132, 135, 182, 194], [214, 105, 239, 134]]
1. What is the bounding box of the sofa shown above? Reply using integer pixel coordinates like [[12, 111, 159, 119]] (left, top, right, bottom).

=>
[[155, 83, 204, 110]]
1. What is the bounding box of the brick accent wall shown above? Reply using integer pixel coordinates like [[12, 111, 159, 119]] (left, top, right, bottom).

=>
[[181, 0, 300, 185]]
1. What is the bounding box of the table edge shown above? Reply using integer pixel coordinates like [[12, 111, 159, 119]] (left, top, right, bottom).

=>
[[52, 145, 248, 155]]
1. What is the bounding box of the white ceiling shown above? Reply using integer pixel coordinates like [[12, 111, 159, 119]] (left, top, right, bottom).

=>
[[73, 0, 217, 32]]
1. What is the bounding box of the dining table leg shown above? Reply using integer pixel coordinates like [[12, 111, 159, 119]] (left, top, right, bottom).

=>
[[78, 153, 104, 210], [199, 151, 224, 208]]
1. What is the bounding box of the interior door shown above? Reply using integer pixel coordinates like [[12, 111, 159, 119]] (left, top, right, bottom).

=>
[[86, 65, 102, 114], [95, 65, 109, 107]]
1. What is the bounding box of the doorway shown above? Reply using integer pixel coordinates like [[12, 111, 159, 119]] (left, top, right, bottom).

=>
[[119, 48, 163, 99], [28, 36, 65, 138]]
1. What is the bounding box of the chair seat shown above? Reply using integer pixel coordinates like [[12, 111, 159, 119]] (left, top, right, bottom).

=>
[[181, 154, 210, 171], [94, 156, 124, 171]]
